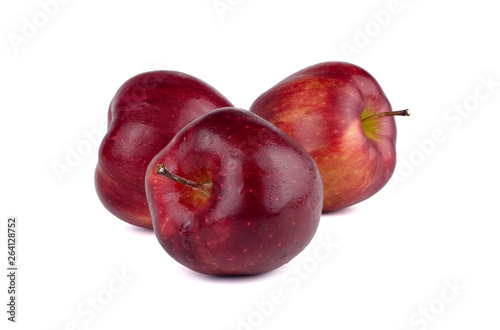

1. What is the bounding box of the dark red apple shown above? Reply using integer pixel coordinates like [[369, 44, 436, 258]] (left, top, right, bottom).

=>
[[95, 71, 232, 228], [145, 108, 323, 275], [250, 62, 409, 212]]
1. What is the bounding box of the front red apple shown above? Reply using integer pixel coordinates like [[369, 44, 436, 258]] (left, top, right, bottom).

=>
[[250, 62, 409, 212], [145, 108, 323, 276]]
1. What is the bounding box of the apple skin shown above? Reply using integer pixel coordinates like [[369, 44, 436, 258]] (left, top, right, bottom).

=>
[[250, 62, 398, 212], [145, 108, 323, 276], [95, 71, 233, 229]]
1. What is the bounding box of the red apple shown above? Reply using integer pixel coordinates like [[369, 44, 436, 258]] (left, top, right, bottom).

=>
[[250, 62, 409, 212], [95, 71, 232, 228], [145, 108, 323, 275]]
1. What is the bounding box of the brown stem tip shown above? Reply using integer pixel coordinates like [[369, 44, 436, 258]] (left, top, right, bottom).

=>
[[361, 109, 411, 123]]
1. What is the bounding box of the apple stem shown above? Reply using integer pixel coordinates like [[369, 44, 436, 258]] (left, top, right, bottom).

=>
[[361, 109, 410, 123], [154, 164, 211, 195]]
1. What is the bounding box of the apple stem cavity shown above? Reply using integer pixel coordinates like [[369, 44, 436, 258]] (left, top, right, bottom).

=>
[[155, 164, 211, 196], [361, 109, 410, 123]]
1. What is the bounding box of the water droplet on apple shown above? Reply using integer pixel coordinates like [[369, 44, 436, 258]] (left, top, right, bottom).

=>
[[182, 240, 192, 250], [179, 220, 194, 253], [180, 220, 192, 233]]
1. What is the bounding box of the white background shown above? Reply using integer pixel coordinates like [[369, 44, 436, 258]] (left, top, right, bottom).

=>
[[1, 0, 499, 329]]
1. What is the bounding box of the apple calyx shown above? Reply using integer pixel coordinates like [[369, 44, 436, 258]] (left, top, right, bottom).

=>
[[361, 109, 410, 123], [154, 164, 212, 196]]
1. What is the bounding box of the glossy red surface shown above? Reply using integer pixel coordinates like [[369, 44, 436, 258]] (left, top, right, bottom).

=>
[[95, 71, 232, 228], [250, 62, 397, 212], [146, 108, 323, 275]]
